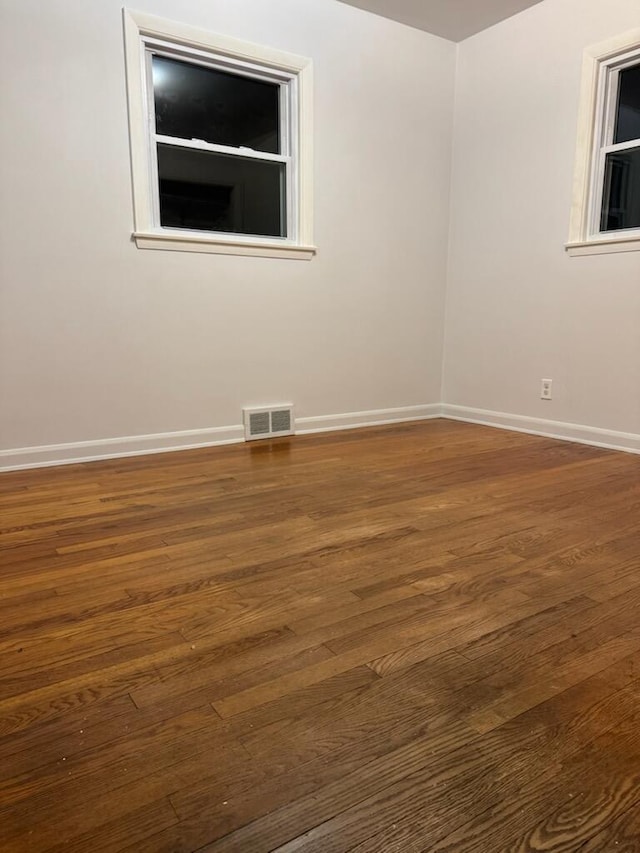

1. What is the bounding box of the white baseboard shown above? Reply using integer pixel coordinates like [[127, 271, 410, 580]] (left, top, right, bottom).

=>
[[295, 404, 442, 435], [0, 425, 245, 472], [441, 404, 640, 455], [3, 402, 636, 472], [0, 405, 441, 472]]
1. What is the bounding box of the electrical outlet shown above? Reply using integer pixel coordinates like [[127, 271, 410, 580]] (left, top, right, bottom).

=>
[[541, 379, 552, 400]]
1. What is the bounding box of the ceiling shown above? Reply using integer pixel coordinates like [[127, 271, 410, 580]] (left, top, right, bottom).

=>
[[336, 0, 546, 42]]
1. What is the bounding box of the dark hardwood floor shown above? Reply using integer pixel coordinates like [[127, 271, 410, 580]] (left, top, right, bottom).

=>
[[1, 420, 640, 852]]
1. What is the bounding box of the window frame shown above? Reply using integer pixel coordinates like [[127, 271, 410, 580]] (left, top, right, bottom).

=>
[[123, 9, 315, 260], [567, 28, 640, 257]]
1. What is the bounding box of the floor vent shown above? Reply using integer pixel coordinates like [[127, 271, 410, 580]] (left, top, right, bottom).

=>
[[243, 405, 295, 441]]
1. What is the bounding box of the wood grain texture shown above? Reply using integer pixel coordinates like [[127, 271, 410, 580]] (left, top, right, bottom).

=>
[[1, 420, 640, 852]]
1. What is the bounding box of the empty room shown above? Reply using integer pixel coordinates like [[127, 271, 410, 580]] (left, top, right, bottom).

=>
[[2, 0, 640, 850]]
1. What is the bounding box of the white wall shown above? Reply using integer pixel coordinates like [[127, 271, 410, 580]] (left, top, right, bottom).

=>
[[0, 0, 455, 461], [3, 0, 639, 469], [443, 0, 640, 439]]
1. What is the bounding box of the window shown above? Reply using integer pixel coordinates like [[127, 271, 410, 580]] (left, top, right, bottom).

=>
[[567, 29, 640, 256], [123, 10, 315, 259], [599, 63, 640, 234]]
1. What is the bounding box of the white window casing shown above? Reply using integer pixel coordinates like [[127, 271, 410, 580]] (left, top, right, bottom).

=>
[[567, 28, 640, 257], [123, 9, 315, 260]]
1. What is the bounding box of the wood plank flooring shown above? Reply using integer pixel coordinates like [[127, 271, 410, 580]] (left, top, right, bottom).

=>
[[1, 420, 640, 852]]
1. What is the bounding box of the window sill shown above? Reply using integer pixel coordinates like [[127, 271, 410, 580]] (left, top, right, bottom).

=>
[[133, 230, 317, 260], [565, 234, 640, 257]]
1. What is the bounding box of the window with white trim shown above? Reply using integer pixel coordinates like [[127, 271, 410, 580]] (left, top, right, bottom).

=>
[[123, 10, 315, 260], [596, 59, 640, 234], [567, 29, 640, 256]]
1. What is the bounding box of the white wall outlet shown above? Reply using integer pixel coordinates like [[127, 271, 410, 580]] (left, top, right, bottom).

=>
[[541, 379, 552, 400]]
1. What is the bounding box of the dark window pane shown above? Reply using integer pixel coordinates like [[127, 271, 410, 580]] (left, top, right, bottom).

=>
[[152, 56, 280, 154], [600, 146, 640, 232], [614, 63, 640, 144], [157, 143, 286, 237]]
